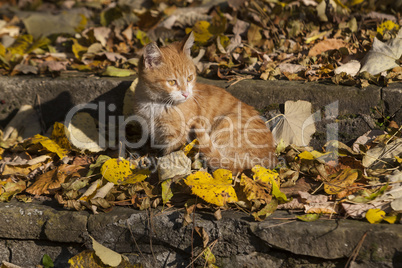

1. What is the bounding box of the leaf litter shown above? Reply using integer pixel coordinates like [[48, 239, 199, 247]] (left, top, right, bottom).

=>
[[0, 0, 399, 86]]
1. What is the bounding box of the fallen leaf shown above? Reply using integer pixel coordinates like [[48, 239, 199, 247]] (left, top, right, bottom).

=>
[[161, 178, 174, 204], [0, 180, 26, 202], [252, 199, 278, 221], [365, 208, 385, 224], [66, 112, 105, 153], [334, 60, 361, 76], [362, 138, 402, 168], [30, 134, 68, 159], [101, 66, 135, 77], [90, 235, 122, 266], [324, 168, 360, 195], [272, 100, 316, 147], [187, 21, 213, 45], [296, 213, 321, 222], [158, 151, 192, 181], [360, 29, 402, 75], [308, 39, 346, 57], [185, 170, 238, 207], [101, 158, 133, 185]]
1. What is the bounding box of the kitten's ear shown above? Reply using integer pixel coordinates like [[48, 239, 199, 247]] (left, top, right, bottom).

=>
[[181, 32, 194, 57], [143, 42, 162, 69]]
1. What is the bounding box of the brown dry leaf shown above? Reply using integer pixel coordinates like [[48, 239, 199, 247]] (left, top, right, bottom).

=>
[[194, 226, 209, 248], [308, 39, 346, 57], [26, 164, 85, 195], [2, 161, 46, 176], [304, 202, 338, 214], [277, 198, 304, 210]]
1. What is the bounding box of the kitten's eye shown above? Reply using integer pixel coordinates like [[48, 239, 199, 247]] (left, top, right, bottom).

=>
[[187, 74, 193, 82], [168, 80, 177, 86]]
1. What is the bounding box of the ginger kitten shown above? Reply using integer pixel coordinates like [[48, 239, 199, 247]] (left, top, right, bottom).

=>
[[133, 32, 277, 173]]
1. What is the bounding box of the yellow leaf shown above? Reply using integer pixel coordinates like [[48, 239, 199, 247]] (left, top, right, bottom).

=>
[[184, 170, 238, 207], [71, 38, 87, 60], [324, 168, 360, 195], [377, 20, 400, 35], [136, 29, 151, 46], [298, 150, 327, 160], [0, 180, 26, 202], [366, 208, 385, 224], [51, 122, 72, 150], [121, 169, 150, 185], [182, 139, 199, 156], [101, 158, 133, 185], [383, 215, 397, 224], [30, 134, 68, 159], [186, 21, 213, 44], [252, 165, 279, 186], [349, 0, 364, 6], [0, 43, 5, 57], [203, 247, 216, 265], [240, 174, 272, 203]]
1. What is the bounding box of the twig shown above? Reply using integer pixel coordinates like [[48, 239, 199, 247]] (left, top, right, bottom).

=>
[[185, 239, 219, 268], [311, 182, 324, 195], [265, 114, 284, 124], [263, 220, 297, 228], [191, 199, 197, 268], [345, 231, 368, 268], [147, 208, 156, 262], [386, 124, 402, 145], [127, 221, 146, 260]]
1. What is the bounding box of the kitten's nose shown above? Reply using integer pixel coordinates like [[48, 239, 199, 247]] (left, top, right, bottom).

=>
[[182, 92, 189, 98]]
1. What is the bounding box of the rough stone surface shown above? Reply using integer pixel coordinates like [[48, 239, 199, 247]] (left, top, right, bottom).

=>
[[0, 201, 88, 242], [0, 201, 401, 267], [382, 83, 402, 123]]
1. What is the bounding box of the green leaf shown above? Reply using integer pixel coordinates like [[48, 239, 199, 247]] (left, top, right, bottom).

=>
[[252, 199, 278, 221], [161, 179, 174, 205], [42, 254, 54, 268], [136, 30, 151, 46], [101, 66, 135, 77], [297, 213, 321, 222]]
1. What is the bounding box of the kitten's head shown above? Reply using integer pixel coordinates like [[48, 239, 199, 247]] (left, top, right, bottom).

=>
[[139, 32, 196, 105]]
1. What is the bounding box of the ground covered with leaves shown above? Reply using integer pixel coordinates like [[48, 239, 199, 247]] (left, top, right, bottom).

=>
[[0, 0, 401, 85]]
